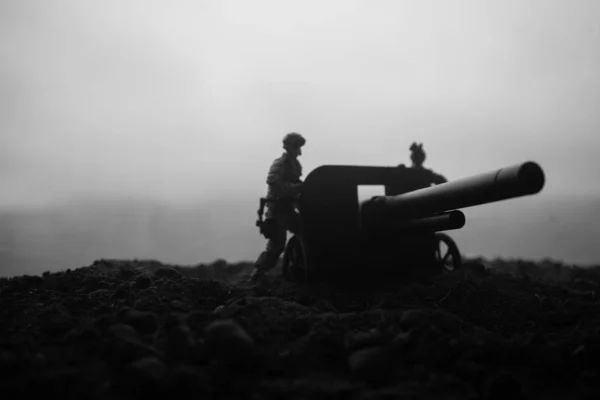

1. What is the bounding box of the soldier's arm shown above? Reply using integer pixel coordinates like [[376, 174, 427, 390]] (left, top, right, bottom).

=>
[[432, 172, 448, 184], [266, 158, 302, 198]]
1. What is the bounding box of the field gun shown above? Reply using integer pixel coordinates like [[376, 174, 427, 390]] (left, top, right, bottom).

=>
[[279, 161, 545, 284]]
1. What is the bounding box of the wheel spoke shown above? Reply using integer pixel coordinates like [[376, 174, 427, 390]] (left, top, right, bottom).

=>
[[434, 234, 460, 272], [442, 250, 452, 263], [437, 240, 447, 263]]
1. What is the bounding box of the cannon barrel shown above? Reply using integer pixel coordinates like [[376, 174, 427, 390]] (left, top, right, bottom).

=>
[[361, 161, 545, 224], [389, 210, 466, 233], [361, 209, 466, 233]]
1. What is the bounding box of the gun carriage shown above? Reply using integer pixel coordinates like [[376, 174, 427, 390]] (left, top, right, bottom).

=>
[[256, 161, 545, 285]]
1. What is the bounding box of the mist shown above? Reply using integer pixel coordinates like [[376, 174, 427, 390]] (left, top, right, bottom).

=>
[[1, 0, 600, 276]]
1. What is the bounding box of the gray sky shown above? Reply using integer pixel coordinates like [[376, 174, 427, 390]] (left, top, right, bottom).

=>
[[1, 0, 600, 209]]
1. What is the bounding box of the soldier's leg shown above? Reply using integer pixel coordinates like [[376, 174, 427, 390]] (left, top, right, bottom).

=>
[[251, 222, 287, 280]]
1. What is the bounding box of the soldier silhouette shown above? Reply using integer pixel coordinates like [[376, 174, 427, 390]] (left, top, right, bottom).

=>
[[249, 132, 306, 283], [385, 142, 448, 196], [407, 142, 447, 185]]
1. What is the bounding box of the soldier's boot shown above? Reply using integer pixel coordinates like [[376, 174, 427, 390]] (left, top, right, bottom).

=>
[[249, 268, 262, 282], [249, 254, 266, 282], [249, 251, 279, 283]]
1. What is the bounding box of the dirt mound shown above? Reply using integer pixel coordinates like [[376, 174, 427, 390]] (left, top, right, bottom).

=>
[[2, 258, 600, 399]]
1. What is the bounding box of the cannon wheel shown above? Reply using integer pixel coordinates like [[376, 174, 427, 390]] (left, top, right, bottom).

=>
[[282, 234, 308, 282], [434, 233, 462, 272]]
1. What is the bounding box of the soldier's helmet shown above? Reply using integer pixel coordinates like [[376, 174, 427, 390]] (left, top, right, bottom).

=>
[[283, 132, 306, 149], [410, 142, 426, 166]]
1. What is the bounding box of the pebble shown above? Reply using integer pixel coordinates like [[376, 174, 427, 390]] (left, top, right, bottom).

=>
[[117, 308, 159, 335], [166, 365, 213, 396], [118, 268, 137, 279], [154, 267, 183, 279], [348, 346, 391, 384], [130, 356, 168, 380], [105, 323, 160, 364], [134, 293, 161, 310], [165, 323, 202, 363], [170, 299, 191, 311], [134, 275, 153, 290], [345, 328, 385, 351], [63, 326, 101, 343], [483, 373, 523, 400], [88, 289, 113, 300], [205, 319, 256, 369], [213, 305, 226, 314]]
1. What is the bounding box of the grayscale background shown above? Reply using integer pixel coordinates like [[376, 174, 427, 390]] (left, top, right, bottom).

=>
[[1, 0, 598, 276]]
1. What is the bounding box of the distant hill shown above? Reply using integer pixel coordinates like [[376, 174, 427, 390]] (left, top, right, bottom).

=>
[[1, 194, 598, 277]]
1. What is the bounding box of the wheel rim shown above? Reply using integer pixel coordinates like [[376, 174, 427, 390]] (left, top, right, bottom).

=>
[[436, 235, 459, 272]]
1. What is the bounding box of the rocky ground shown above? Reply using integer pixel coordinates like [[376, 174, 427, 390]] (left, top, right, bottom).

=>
[[2, 258, 600, 399]]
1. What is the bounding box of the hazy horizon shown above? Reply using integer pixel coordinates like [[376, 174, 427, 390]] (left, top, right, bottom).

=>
[[1, 192, 599, 278], [1, 1, 599, 276]]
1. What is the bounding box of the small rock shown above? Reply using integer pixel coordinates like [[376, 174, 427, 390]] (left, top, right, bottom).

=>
[[453, 359, 485, 383], [105, 324, 159, 364], [111, 283, 130, 300], [96, 303, 113, 314], [130, 357, 167, 380], [93, 314, 115, 332], [116, 306, 133, 319], [154, 315, 206, 364], [135, 275, 153, 290], [118, 357, 168, 397], [118, 267, 137, 279], [154, 267, 182, 280], [345, 328, 385, 351], [107, 323, 138, 339], [399, 308, 463, 338], [21, 275, 45, 290], [213, 305, 226, 314], [63, 326, 101, 343], [348, 346, 391, 384], [81, 277, 100, 292], [425, 374, 479, 400], [134, 293, 160, 310], [29, 353, 47, 368], [138, 286, 158, 296], [40, 314, 73, 337], [252, 286, 270, 296], [390, 330, 413, 355], [185, 310, 215, 332], [88, 289, 113, 301], [73, 295, 94, 310], [166, 365, 212, 396], [483, 373, 523, 400], [0, 350, 23, 377], [116, 282, 131, 291], [118, 308, 159, 335], [361, 384, 421, 400], [205, 319, 256, 369], [165, 323, 201, 363], [26, 368, 83, 396], [162, 313, 186, 329], [464, 262, 489, 278], [413, 364, 429, 382], [170, 300, 191, 311]]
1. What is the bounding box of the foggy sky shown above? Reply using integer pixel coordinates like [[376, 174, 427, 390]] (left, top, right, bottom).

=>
[[2, 0, 600, 209]]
